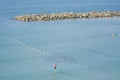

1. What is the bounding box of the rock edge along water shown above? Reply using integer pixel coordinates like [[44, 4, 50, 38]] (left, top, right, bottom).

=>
[[15, 11, 120, 21]]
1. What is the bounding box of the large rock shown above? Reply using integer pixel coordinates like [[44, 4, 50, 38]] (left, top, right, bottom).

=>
[[14, 11, 120, 21]]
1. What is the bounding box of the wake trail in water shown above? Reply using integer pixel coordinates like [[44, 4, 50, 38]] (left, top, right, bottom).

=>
[[10, 36, 48, 55], [11, 36, 106, 79], [9, 36, 113, 80], [10, 36, 89, 65], [10, 36, 75, 62]]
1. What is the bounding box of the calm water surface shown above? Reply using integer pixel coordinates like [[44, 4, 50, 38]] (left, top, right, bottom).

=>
[[0, 0, 120, 80]]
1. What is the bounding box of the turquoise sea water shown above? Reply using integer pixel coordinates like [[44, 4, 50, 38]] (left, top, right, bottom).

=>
[[0, 0, 120, 80]]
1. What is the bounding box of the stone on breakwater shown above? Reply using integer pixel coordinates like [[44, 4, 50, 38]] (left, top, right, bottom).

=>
[[15, 11, 120, 21]]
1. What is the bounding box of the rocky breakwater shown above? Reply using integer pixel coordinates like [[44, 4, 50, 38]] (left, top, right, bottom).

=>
[[15, 11, 120, 21]]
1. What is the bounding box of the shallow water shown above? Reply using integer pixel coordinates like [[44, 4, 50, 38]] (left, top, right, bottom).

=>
[[0, 0, 120, 80]]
